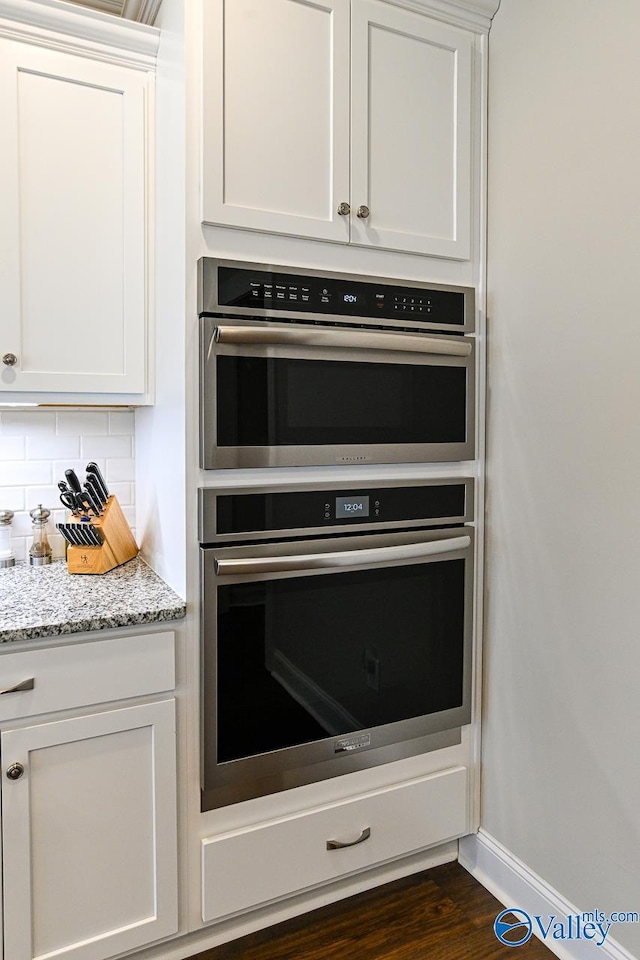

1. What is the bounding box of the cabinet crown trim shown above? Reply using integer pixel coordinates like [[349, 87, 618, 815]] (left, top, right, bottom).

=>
[[0, 0, 159, 66], [385, 0, 500, 32]]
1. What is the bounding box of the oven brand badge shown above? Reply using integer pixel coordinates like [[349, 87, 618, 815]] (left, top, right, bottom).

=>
[[334, 733, 371, 754]]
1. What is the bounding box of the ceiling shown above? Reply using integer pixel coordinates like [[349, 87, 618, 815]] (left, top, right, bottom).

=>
[[64, 0, 162, 25]]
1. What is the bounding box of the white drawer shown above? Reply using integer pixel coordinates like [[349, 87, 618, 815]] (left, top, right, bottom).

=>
[[0, 632, 175, 722], [202, 765, 467, 922]]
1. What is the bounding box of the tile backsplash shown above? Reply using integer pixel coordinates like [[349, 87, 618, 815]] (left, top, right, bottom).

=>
[[0, 410, 135, 561]]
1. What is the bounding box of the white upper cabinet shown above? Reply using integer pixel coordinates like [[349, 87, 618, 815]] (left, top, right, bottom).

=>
[[350, 0, 472, 259], [202, 0, 351, 242], [201, 0, 476, 260], [0, 10, 156, 401]]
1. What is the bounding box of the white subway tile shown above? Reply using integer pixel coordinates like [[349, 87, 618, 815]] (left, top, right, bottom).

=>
[[1, 412, 56, 436], [2, 461, 52, 486], [51, 508, 69, 526], [81, 435, 131, 460], [49, 533, 66, 560], [23, 486, 61, 513], [56, 411, 109, 435], [10, 537, 27, 561], [26, 435, 80, 460], [109, 411, 134, 435], [106, 458, 135, 483], [0, 437, 25, 459], [108, 482, 132, 505], [11, 512, 34, 536], [121, 505, 136, 527], [0, 488, 25, 511]]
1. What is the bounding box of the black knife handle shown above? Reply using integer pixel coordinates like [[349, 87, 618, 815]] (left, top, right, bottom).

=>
[[85, 475, 106, 509], [86, 462, 109, 502], [65, 469, 83, 495], [82, 486, 102, 516]]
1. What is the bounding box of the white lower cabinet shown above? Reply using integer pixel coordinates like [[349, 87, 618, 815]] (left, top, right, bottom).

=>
[[202, 765, 467, 922], [0, 634, 178, 960]]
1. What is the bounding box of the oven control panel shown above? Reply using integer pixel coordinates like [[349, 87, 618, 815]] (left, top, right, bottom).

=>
[[199, 481, 473, 543], [198, 259, 475, 332]]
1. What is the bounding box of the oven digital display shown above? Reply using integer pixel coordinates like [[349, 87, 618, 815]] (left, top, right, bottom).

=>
[[336, 496, 370, 519], [343, 293, 358, 303]]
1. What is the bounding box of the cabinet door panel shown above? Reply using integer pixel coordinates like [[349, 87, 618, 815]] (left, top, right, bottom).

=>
[[0, 40, 147, 394], [202, 0, 350, 242], [1, 701, 177, 960], [351, 0, 472, 259]]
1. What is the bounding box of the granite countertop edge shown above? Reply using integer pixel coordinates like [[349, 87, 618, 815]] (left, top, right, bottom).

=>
[[0, 557, 187, 645]]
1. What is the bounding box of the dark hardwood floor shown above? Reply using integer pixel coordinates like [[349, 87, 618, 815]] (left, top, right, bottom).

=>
[[195, 861, 553, 960]]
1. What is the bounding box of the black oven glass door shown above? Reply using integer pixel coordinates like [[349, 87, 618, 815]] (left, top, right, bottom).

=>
[[201, 321, 475, 468], [201, 529, 473, 806]]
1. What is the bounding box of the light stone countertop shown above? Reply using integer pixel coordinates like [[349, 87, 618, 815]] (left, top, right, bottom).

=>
[[0, 557, 186, 643]]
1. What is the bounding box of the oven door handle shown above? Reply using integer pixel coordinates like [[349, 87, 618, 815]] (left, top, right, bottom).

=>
[[214, 535, 471, 576], [213, 324, 472, 358]]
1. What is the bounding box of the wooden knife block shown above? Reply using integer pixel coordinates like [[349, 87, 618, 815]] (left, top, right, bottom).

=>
[[66, 496, 138, 575]]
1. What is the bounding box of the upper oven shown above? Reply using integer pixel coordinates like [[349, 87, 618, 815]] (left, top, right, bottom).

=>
[[199, 259, 476, 469]]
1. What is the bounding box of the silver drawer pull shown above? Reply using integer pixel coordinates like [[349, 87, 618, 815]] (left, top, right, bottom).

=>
[[0, 678, 35, 695], [326, 826, 371, 850]]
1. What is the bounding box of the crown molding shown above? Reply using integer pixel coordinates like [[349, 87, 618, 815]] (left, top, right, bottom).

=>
[[383, 0, 501, 32], [0, 0, 159, 66]]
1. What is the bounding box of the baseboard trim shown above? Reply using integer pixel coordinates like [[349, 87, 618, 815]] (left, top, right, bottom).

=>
[[459, 830, 636, 960]]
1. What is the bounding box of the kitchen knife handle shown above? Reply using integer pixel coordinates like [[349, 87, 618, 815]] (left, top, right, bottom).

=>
[[82, 486, 102, 516], [85, 476, 105, 510], [86, 462, 109, 501], [65, 469, 83, 494]]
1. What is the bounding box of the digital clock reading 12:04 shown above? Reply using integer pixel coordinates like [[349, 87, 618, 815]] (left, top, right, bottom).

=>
[[335, 496, 370, 519]]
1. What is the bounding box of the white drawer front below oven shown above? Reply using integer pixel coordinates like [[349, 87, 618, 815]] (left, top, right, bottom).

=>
[[201, 764, 467, 922]]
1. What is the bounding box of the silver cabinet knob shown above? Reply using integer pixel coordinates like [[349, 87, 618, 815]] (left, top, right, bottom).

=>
[[6, 763, 25, 781], [337, 202, 351, 216], [2, 353, 17, 366], [356, 205, 370, 219]]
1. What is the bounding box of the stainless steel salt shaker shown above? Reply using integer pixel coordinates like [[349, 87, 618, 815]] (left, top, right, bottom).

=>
[[0, 510, 15, 568]]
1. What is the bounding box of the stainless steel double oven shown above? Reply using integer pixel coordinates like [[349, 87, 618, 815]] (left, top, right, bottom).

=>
[[198, 260, 477, 811]]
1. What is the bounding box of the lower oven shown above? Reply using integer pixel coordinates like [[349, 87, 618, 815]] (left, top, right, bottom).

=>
[[199, 479, 474, 811]]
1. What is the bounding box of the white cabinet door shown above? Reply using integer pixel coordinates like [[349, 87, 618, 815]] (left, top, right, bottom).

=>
[[0, 39, 148, 394], [202, 0, 350, 242], [1, 700, 178, 960], [350, 0, 472, 259]]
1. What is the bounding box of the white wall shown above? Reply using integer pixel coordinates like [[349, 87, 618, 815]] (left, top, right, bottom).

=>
[[484, 1, 640, 953]]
